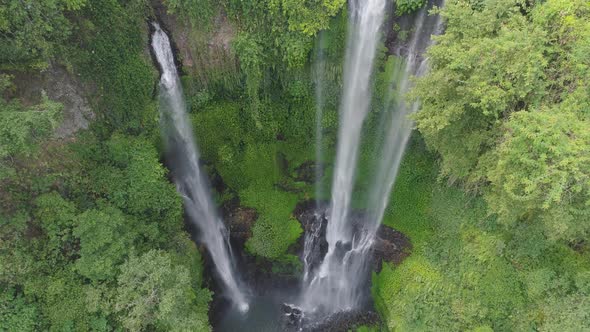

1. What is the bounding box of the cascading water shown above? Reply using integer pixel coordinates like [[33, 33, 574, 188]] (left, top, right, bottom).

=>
[[301, 32, 328, 285], [151, 23, 249, 312], [314, 32, 326, 206], [300, 0, 445, 318], [301, 0, 387, 314], [366, 4, 445, 234]]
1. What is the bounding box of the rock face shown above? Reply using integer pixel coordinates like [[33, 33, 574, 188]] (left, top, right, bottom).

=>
[[281, 302, 381, 332], [306, 310, 381, 332], [284, 200, 411, 331], [386, 0, 445, 58], [150, 0, 237, 77], [372, 222, 412, 269], [8, 64, 94, 138], [293, 200, 329, 275], [294, 200, 412, 274], [222, 197, 258, 248], [282, 303, 305, 329]]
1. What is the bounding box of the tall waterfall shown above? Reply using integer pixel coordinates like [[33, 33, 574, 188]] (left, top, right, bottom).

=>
[[301, 0, 387, 313], [301, 1, 444, 316], [301, 33, 328, 284], [151, 24, 249, 312], [366, 5, 444, 234], [314, 32, 327, 208]]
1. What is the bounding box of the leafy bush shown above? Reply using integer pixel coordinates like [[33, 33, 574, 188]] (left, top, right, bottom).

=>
[[74, 207, 139, 281], [115, 250, 211, 331], [374, 142, 590, 331], [413, 0, 590, 243], [71, 0, 156, 135], [164, 0, 216, 29], [0, 76, 62, 179], [395, 0, 427, 15]]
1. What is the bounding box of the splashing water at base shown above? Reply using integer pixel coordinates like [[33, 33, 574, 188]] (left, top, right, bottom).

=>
[[151, 23, 249, 313]]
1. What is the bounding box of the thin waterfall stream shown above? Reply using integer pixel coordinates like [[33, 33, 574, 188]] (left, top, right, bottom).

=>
[[151, 23, 249, 313], [366, 4, 445, 235], [302, 32, 327, 285], [314, 32, 326, 207]]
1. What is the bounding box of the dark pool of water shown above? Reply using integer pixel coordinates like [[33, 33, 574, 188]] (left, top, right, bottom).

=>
[[215, 293, 294, 332]]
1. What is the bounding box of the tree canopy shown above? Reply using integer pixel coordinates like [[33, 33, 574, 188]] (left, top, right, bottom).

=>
[[413, 0, 590, 242]]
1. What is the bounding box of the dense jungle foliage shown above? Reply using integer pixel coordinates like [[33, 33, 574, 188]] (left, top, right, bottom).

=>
[[0, 0, 588, 331]]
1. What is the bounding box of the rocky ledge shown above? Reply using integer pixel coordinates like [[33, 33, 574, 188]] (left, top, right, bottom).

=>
[[293, 200, 412, 273]]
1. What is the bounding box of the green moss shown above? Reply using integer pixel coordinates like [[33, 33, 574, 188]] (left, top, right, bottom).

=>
[[378, 139, 437, 245], [192, 100, 314, 260], [243, 188, 302, 259]]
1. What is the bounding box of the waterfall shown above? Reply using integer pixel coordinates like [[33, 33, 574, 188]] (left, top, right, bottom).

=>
[[301, 33, 327, 284], [301, 1, 444, 316], [314, 32, 326, 208], [301, 0, 387, 314], [366, 5, 444, 234], [324, 0, 386, 255], [151, 23, 249, 312]]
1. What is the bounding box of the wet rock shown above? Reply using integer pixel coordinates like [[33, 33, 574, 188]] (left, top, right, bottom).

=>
[[150, 0, 236, 75], [282, 303, 293, 314], [227, 206, 257, 241], [305, 309, 380, 332], [220, 197, 258, 251], [293, 201, 329, 274], [371, 223, 412, 271], [282, 303, 305, 328], [293, 200, 412, 273]]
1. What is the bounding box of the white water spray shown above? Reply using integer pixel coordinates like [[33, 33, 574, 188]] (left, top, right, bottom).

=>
[[151, 23, 249, 312]]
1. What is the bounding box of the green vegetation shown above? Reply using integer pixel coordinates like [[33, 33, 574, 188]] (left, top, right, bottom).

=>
[[395, 0, 427, 15], [0, 1, 210, 330], [164, 0, 215, 29], [1, 0, 589, 330], [0, 131, 212, 330], [222, 0, 346, 114], [373, 1, 590, 329], [374, 141, 590, 331], [413, 0, 590, 243], [0, 75, 62, 180], [192, 100, 310, 261], [71, 0, 157, 135], [183, 0, 350, 261], [0, 0, 86, 70]]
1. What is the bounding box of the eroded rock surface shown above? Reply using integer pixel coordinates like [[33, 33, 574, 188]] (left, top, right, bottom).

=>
[[9, 64, 94, 138], [151, 1, 236, 75]]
